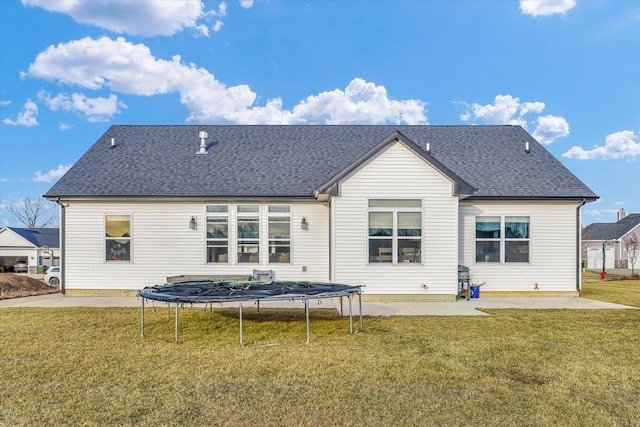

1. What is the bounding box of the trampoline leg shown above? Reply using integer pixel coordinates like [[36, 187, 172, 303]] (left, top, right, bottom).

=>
[[239, 301, 244, 347], [358, 293, 363, 331], [305, 298, 310, 344], [175, 302, 179, 344], [339, 297, 344, 317], [257, 300, 260, 314], [349, 295, 353, 335], [140, 297, 145, 337]]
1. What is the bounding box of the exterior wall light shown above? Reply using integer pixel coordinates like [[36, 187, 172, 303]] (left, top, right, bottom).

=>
[[301, 217, 309, 230], [189, 216, 197, 230]]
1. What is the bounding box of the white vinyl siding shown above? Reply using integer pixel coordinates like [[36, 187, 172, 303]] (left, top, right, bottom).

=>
[[460, 202, 579, 292], [332, 141, 459, 295], [61, 201, 329, 290]]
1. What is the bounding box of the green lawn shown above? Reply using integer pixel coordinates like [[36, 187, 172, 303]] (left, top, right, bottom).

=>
[[581, 273, 640, 307], [1, 281, 639, 426]]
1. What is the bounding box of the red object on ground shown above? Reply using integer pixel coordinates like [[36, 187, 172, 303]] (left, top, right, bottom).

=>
[[601, 271, 606, 280]]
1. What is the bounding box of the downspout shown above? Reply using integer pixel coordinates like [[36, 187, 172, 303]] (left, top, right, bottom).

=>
[[576, 199, 586, 292], [316, 189, 334, 282], [328, 198, 333, 282], [55, 198, 66, 294]]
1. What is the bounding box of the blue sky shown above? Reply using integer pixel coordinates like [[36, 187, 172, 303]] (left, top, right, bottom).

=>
[[1, 0, 638, 227]]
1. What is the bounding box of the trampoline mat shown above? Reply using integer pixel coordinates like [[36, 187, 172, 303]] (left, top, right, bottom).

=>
[[138, 280, 362, 304]]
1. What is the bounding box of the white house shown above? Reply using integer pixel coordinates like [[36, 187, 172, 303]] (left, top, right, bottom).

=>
[[45, 125, 597, 299], [582, 209, 640, 271], [0, 227, 60, 273]]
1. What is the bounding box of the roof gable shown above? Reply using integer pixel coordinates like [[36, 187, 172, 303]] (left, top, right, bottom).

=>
[[317, 130, 476, 196], [0, 227, 60, 248], [45, 125, 598, 201], [0, 227, 36, 248]]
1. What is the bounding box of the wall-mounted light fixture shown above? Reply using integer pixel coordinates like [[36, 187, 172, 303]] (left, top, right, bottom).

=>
[[301, 217, 309, 230], [189, 216, 197, 230]]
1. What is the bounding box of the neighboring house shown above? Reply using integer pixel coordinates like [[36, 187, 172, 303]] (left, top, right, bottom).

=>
[[582, 209, 640, 270], [0, 227, 60, 273], [45, 125, 597, 298]]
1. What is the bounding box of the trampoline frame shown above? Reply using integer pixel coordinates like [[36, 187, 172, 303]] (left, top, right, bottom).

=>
[[138, 281, 363, 345]]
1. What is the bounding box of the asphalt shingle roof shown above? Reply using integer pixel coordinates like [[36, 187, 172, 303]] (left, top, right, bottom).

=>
[[583, 214, 640, 240], [45, 125, 597, 200], [9, 228, 60, 248]]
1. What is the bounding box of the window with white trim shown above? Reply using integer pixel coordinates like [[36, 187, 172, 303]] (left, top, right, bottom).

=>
[[237, 205, 260, 263], [268, 205, 291, 264], [476, 216, 530, 263], [105, 214, 131, 262], [505, 216, 530, 262], [206, 205, 229, 263], [368, 199, 422, 264]]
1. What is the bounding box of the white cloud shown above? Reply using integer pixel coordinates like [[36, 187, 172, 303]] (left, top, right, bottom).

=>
[[204, 2, 227, 35], [59, 123, 72, 131], [33, 164, 72, 183], [532, 115, 570, 144], [460, 95, 535, 127], [39, 91, 125, 122], [25, 36, 427, 125], [520, 0, 576, 17], [216, 2, 227, 16], [460, 95, 569, 144], [21, 0, 236, 38], [583, 208, 620, 219], [2, 100, 38, 127], [292, 78, 426, 125], [239, 0, 254, 8], [519, 101, 545, 116], [21, 0, 208, 37], [563, 130, 640, 160], [1, 100, 11, 106]]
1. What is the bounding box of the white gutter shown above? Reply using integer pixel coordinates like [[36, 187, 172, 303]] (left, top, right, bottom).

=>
[[55, 198, 66, 294]]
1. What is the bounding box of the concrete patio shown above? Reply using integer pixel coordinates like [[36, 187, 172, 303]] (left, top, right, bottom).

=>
[[1, 292, 636, 316]]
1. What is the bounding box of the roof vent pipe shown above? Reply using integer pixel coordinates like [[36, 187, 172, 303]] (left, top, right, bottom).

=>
[[197, 131, 208, 155], [426, 142, 431, 153], [110, 138, 116, 149], [525, 141, 531, 154]]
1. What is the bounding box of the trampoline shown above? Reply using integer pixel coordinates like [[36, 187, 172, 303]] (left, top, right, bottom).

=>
[[137, 280, 363, 345]]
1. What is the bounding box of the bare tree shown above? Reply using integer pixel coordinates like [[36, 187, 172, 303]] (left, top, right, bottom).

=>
[[622, 232, 639, 276], [6, 196, 57, 228]]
